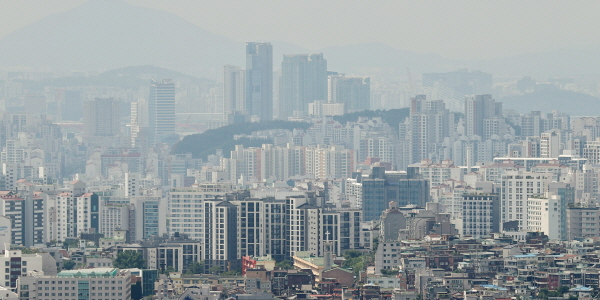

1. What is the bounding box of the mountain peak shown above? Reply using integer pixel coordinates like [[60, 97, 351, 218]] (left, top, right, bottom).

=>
[[0, 0, 242, 77]]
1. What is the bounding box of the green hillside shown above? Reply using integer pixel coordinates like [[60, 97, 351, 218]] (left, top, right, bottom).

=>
[[333, 108, 410, 129], [171, 120, 312, 159]]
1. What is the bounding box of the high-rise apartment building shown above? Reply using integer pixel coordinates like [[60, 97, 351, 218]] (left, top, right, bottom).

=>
[[149, 79, 176, 143], [61, 90, 82, 121], [223, 65, 246, 117], [328, 74, 370, 112], [0, 183, 44, 247], [409, 95, 453, 163], [129, 196, 165, 241], [0, 247, 55, 291], [464, 94, 503, 138], [45, 180, 102, 242], [527, 193, 564, 240], [83, 97, 120, 137], [566, 206, 600, 240], [462, 193, 500, 238], [168, 183, 231, 240], [500, 172, 551, 231], [280, 54, 327, 119], [129, 99, 149, 148], [246, 42, 273, 121], [225, 144, 353, 183]]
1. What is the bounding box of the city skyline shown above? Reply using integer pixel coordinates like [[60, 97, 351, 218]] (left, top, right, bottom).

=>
[[1, 1, 600, 299]]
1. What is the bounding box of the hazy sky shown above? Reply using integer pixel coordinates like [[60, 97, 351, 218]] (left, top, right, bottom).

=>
[[1, 0, 599, 60]]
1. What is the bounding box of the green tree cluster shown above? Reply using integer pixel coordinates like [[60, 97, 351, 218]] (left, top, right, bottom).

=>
[[537, 286, 571, 300], [276, 260, 294, 270], [63, 239, 80, 250], [62, 260, 76, 270], [380, 269, 398, 276], [21, 248, 42, 254], [333, 108, 409, 129], [342, 250, 366, 276], [113, 250, 145, 269], [221, 271, 241, 276], [208, 266, 222, 275], [171, 120, 312, 159], [185, 261, 204, 274]]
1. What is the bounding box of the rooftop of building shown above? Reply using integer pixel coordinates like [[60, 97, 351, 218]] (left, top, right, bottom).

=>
[[57, 268, 126, 278]]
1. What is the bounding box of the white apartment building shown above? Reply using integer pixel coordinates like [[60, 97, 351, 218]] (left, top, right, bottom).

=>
[[231, 199, 266, 258], [202, 199, 238, 272], [344, 177, 362, 208], [17, 268, 131, 300], [500, 172, 552, 231], [0, 186, 44, 247], [0, 194, 24, 246], [0, 248, 55, 291], [52, 191, 99, 241], [124, 173, 140, 197], [286, 196, 321, 257], [432, 184, 476, 219], [224, 144, 354, 184], [168, 183, 231, 240], [99, 204, 129, 238], [527, 194, 563, 240], [415, 159, 463, 187], [374, 241, 404, 273], [304, 145, 354, 179]]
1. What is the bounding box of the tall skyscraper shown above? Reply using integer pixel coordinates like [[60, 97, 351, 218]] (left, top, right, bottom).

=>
[[223, 65, 246, 117], [83, 97, 121, 137], [245, 42, 273, 121], [129, 99, 149, 148], [279, 53, 327, 119], [149, 79, 176, 143], [62, 90, 82, 121], [464, 94, 503, 138], [328, 73, 370, 112], [409, 95, 453, 163]]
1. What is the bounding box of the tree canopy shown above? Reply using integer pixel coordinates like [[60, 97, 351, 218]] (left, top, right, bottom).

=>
[[332, 108, 409, 129], [171, 120, 312, 159], [185, 261, 204, 274], [276, 260, 294, 270], [62, 260, 76, 270], [113, 250, 146, 269]]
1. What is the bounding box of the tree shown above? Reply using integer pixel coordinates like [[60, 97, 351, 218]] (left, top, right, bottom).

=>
[[380, 269, 398, 276], [276, 260, 294, 270], [63, 239, 79, 250], [558, 286, 570, 294], [342, 250, 368, 276], [343, 250, 363, 259], [21, 248, 41, 254], [113, 250, 145, 269], [221, 271, 241, 276], [63, 260, 76, 270], [208, 266, 222, 275], [186, 261, 204, 274], [372, 237, 379, 252]]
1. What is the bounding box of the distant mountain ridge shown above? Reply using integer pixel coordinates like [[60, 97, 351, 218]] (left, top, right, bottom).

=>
[[0, 0, 599, 78], [0, 0, 241, 77], [500, 85, 600, 116]]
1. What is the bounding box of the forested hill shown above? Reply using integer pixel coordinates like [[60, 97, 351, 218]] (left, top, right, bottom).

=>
[[171, 121, 312, 159], [333, 108, 410, 129], [172, 109, 411, 160]]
